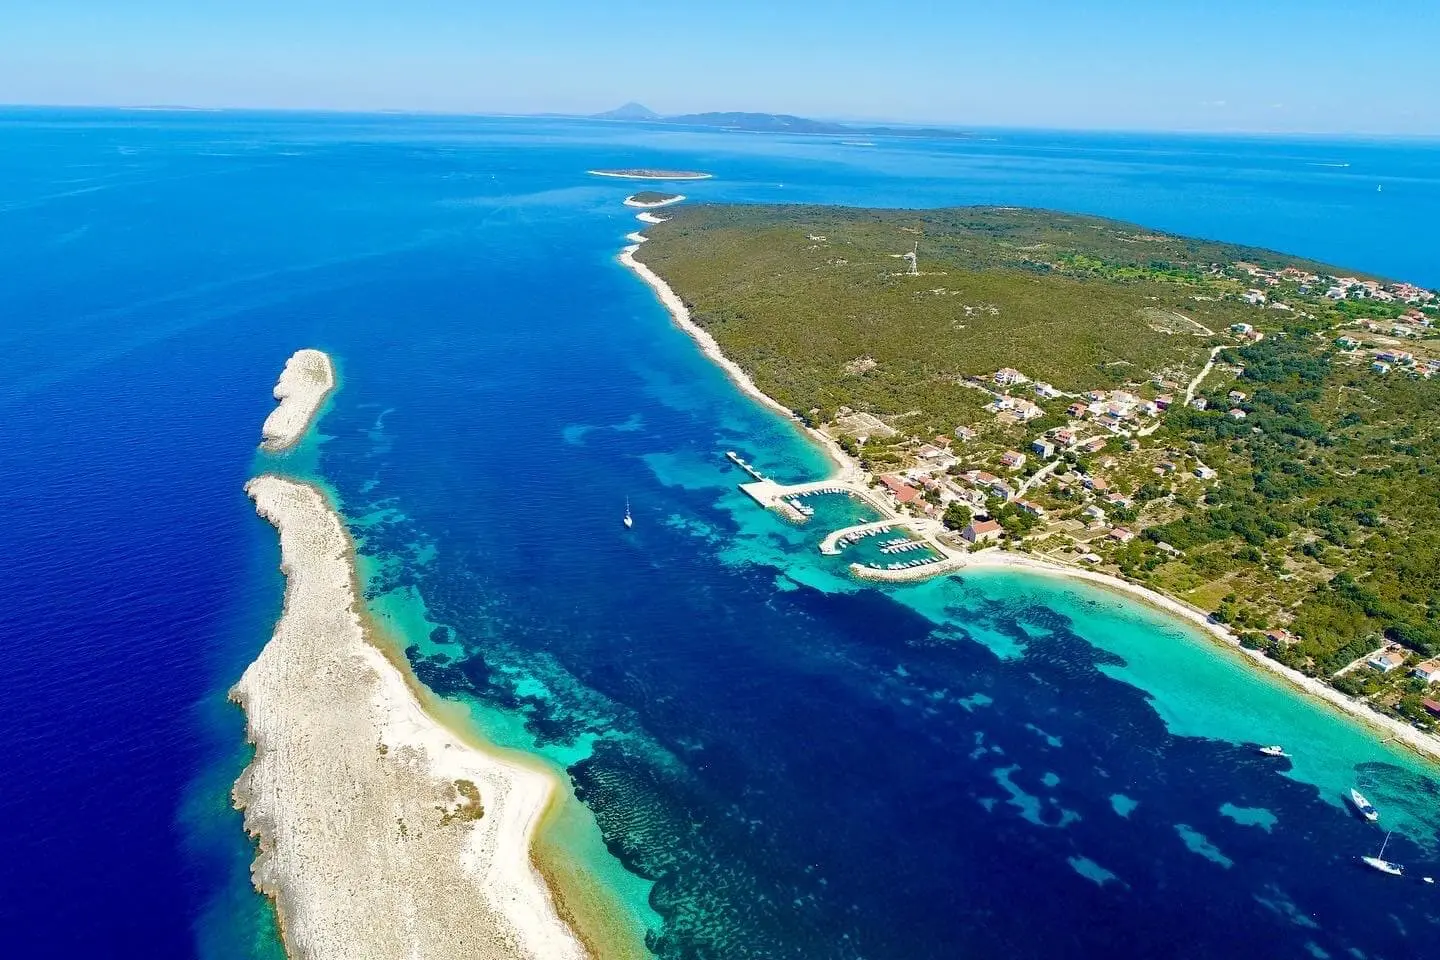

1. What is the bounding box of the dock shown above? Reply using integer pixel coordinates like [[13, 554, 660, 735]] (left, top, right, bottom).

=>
[[819, 520, 898, 555], [726, 451, 968, 582], [725, 450, 769, 482]]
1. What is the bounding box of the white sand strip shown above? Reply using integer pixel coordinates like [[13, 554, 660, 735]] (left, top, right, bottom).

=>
[[233, 474, 587, 960], [260, 349, 336, 451], [634, 212, 669, 225], [619, 243, 854, 479]]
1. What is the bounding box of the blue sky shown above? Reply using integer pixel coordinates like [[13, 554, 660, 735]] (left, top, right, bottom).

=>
[[3, 1, 1438, 134]]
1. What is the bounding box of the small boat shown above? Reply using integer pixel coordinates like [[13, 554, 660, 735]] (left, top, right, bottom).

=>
[[1361, 832, 1403, 877], [1258, 745, 1289, 758], [1349, 789, 1379, 822], [623, 498, 633, 529]]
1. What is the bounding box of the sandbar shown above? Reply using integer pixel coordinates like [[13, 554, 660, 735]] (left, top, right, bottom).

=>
[[260, 348, 335, 451]]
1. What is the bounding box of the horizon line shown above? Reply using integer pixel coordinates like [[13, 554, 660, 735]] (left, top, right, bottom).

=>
[[2, 101, 1437, 141]]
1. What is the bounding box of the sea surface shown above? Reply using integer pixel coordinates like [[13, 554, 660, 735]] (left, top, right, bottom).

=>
[[2, 109, 1439, 958]]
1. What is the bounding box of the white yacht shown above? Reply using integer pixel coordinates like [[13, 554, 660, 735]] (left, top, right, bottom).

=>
[[1361, 832, 1402, 877], [1349, 789, 1379, 823]]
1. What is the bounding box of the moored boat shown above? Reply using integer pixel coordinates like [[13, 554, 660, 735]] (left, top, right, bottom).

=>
[[1258, 745, 1288, 758], [1361, 832, 1402, 876], [1349, 789, 1379, 822]]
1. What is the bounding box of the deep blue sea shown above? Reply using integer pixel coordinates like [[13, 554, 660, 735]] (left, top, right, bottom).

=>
[[2, 109, 1438, 958]]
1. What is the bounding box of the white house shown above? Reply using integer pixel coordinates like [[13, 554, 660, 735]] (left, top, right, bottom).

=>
[[1413, 659, 1440, 684], [1033, 381, 1063, 399], [1012, 401, 1045, 422], [1368, 649, 1407, 673], [994, 367, 1028, 386]]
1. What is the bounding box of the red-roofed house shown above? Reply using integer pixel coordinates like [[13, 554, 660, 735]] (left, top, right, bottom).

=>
[[961, 519, 1003, 544], [880, 475, 921, 504]]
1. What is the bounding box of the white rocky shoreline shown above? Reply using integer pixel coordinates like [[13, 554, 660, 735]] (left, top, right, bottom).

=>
[[260, 348, 336, 451], [233, 352, 588, 960]]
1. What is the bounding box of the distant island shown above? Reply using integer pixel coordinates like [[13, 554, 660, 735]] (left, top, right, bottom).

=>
[[589, 168, 712, 181], [589, 102, 977, 140], [624, 191, 685, 208], [627, 202, 1440, 753]]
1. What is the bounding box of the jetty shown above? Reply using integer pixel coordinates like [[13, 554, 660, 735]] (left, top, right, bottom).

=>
[[819, 520, 897, 555], [850, 555, 966, 582], [737, 477, 893, 517]]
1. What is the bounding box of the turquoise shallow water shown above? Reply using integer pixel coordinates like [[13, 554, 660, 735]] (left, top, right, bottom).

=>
[[2, 109, 1438, 957]]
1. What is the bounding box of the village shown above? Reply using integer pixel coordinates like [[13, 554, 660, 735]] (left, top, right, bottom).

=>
[[1221, 258, 1440, 377], [805, 264, 1440, 726]]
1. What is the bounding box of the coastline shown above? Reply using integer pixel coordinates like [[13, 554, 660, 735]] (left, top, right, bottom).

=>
[[619, 235, 1440, 770], [233, 475, 589, 960], [955, 550, 1440, 766], [619, 241, 855, 481], [260, 349, 335, 452]]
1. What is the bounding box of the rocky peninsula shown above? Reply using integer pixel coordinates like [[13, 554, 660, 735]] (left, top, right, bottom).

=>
[[233, 352, 588, 960], [260, 348, 336, 451]]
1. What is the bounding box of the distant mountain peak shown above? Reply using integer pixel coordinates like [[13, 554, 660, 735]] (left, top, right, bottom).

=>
[[595, 102, 660, 121]]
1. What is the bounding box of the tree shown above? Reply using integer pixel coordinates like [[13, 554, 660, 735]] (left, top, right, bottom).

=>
[[942, 502, 972, 531]]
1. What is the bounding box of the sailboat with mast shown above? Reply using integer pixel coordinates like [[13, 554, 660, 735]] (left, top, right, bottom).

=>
[[1361, 831, 1403, 876], [623, 498, 633, 529]]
